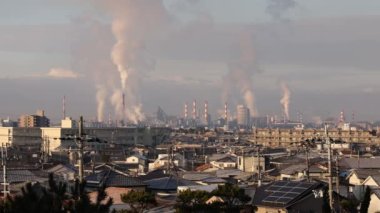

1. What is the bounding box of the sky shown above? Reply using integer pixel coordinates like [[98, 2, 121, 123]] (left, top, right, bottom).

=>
[[1, 0, 380, 123]]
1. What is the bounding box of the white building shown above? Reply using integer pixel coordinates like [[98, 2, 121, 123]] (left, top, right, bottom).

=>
[[0, 127, 41, 146], [237, 155, 266, 173], [41, 121, 170, 153]]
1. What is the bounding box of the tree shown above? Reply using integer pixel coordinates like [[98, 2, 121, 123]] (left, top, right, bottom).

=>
[[322, 187, 331, 213], [360, 186, 371, 213], [211, 183, 251, 210], [177, 189, 212, 212], [121, 190, 156, 213], [0, 173, 113, 213]]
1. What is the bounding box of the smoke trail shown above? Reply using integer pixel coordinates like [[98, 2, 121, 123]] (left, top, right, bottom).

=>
[[222, 32, 258, 116], [266, 0, 297, 21], [280, 82, 291, 120], [96, 84, 107, 122], [105, 0, 168, 124]]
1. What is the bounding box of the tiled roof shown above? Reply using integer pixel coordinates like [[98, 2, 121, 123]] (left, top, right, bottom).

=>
[[182, 173, 213, 181], [340, 158, 380, 169], [0, 170, 44, 184], [145, 176, 198, 191], [86, 169, 146, 188]]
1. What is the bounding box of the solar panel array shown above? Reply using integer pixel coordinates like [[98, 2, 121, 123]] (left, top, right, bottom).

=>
[[262, 181, 315, 205]]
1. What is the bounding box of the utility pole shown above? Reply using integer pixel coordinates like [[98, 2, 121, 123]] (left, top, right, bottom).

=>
[[1, 144, 9, 203], [325, 125, 334, 211], [78, 116, 84, 183], [305, 145, 310, 182], [257, 146, 262, 186]]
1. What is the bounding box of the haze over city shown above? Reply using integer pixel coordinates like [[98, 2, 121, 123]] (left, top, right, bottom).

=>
[[1, 0, 380, 123]]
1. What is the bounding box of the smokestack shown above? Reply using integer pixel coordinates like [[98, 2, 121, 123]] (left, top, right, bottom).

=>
[[339, 110, 345, 123], [224, 102, 228, 121], [62, 95, 66, 119], [193, 100, 197, 120], [204, 101, 209, 125], [122, 93, 125, 111], [184, 102, 188, 119]]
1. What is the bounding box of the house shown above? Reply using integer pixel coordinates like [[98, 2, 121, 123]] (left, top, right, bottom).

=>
[[126, 154, 147, 165], [362, 174, 380, 188], [340, 157, 380, 170], [346, 169, 380, 200], [0, 169, 46, 195], [210, 155, 237, 169], [144, 175, 197, 193], [253, 180, 325, 213], [237, 155, 266, 173], [45, 164, 77, 181], [125, 154, 148, 173], [369, 188, 380, 213], [279, 164, 329, 181], [148, 153, 185, 171], [86, 168, 147, 206]]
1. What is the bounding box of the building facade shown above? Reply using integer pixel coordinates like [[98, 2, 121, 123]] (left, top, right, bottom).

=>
[[19, 110, 49, 127], [0, 127, 41, 147], [41, 126, 171, 153], [252, 128, 377, 147], [237, 105, 250, 128]]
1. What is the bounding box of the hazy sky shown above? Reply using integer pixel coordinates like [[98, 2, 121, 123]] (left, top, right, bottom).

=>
[[1, 0, 380, 123]]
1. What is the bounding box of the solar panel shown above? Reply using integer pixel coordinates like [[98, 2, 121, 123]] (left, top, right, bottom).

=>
[[263, 196, 277, 202], [277, 197, 293, 204], [286, 182, 300, 187], [263, 181, 316, 205]]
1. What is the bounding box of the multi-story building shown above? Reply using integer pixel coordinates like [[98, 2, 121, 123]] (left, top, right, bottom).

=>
[[252, 128, 377, 147], [0, 127, 41, 147], [41, 124, 171, 153], [19, 110, 49, 127]]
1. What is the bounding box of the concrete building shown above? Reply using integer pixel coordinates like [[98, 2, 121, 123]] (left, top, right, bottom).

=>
[[41, 126, 170, 153], [252, 128, 377, 147], [19, 110, 49, 128], [237, 105, 250, 128], [237, 155, 266, 173], [0, 127, 41, 146]]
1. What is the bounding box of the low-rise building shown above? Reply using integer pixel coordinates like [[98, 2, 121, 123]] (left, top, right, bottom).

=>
[[0, 127, 41, 147]]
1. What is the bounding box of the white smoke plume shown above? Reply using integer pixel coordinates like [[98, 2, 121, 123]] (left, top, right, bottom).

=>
[[280, 81, 291, 120], [104, 0, 169, 124], [222, 32, 258, 116], [266, 0, 297, 21], [96, 85, 107, 122]]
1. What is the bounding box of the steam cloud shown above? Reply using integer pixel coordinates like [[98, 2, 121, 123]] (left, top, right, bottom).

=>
[[222, 32, 258, 116], [266, 0, 297, 21], [280, 81, 291, 120], [99, 0, 169, 124], [47, 68, 79, 79]]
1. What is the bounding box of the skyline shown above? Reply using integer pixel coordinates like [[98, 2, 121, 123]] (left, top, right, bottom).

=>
[[1, 0, 380, 122]]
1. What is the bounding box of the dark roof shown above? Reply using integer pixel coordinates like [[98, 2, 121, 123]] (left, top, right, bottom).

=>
[[86, 169, 146, 188], [145, 176, 197, 191], [340, 158, 380, 169], [0, 170, 44, 184], [137, 169, 170, 182], [253, 180, 323, 208]]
